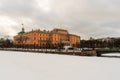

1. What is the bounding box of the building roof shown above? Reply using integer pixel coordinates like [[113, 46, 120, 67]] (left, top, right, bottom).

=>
[[18, 31, 25, 35]]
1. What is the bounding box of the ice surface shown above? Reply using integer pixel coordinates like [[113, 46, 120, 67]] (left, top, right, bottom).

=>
[[102, 53, 120, 57], [0, 51, 120, 80]]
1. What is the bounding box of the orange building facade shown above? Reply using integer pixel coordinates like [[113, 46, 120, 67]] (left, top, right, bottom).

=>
[[14, 28, 80, 48]]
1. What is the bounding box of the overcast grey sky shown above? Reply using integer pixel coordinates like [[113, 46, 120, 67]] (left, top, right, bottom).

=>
[[0, 0, 120, 39]]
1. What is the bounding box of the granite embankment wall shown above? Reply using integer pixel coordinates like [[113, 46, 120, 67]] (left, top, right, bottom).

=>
[[0, 48, 96, 56]]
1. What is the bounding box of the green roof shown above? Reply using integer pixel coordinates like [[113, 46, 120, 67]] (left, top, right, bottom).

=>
[[18, 31, 25, 35]]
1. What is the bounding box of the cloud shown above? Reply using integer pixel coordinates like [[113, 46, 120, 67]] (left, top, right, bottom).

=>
[[0, 0, 120, 39]]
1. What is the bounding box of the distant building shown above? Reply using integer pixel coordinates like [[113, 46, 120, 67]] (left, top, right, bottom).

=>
[[14, 28, 80, 48]]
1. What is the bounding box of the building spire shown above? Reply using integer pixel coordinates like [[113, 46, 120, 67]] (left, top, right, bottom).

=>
[[21, 23, 25, 32], [17, 23, 25, 35]]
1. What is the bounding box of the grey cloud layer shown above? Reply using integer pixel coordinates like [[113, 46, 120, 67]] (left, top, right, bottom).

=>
[[0, 0, 120, 39]]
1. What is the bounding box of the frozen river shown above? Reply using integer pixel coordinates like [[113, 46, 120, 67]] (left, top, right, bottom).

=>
[[0, 51, 120, 80]]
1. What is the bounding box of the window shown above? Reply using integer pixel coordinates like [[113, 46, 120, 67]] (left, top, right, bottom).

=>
[[40, 37, 43, 40]]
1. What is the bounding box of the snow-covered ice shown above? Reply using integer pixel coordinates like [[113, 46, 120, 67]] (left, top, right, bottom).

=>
[[0, 50, 120, 80], [102, 53, 120, 57]]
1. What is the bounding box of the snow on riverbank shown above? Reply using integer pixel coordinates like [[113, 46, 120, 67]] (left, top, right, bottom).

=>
[[0, 50, 120, 80], [102, 53, 120, 57]]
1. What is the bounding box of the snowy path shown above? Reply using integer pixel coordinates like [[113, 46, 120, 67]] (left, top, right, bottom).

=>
[[0, 51, 120, 80]]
